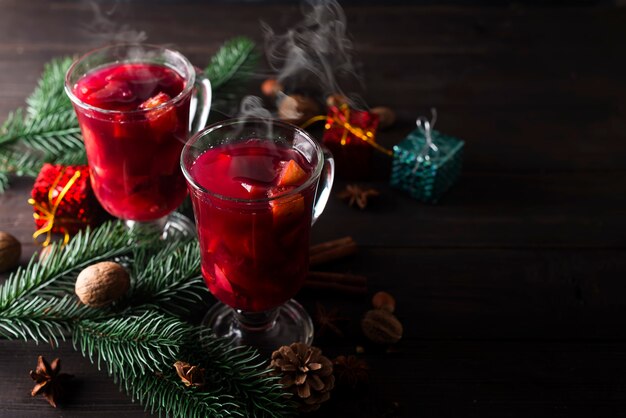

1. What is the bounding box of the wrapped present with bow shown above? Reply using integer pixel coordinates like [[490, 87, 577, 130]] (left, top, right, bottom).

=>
[[390, 110, 464, 203], [28, 164, 106, 246], [303, 104, 387, 180]]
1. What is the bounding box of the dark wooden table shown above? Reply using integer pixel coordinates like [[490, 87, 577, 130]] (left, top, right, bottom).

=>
[[2, 1, 626, 417]]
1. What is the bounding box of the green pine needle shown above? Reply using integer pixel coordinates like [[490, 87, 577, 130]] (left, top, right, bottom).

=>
[[129, 241, 209, 317], [205, 36, 258, 91], [121, 368, 245, 418], [0, 221, 137, 311], [0, 294, 105, 345], [0, 220, 294, 417], [74, 311, 191, 379], [25, 56, 75, 120]]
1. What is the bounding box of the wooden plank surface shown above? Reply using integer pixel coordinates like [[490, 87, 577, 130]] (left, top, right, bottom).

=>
[[1, 1, 626, 417]]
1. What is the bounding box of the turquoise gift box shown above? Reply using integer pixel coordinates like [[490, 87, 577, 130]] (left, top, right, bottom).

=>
[[390, 118, 464, 203]]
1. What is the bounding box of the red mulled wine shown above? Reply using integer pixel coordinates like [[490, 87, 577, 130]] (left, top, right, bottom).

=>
[[72, 63, 190, 221], [189, 140, 316, 312]]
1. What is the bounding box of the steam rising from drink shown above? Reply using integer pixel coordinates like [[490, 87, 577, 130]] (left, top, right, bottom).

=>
[[262, 0, 363, 105], [234, 0, 364, 141], [82, 1, 147, 45]]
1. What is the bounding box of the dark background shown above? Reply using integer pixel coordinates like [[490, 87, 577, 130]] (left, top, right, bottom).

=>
[[1, 0, 626, 417]]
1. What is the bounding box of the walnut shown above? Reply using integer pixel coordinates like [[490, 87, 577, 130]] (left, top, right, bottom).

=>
[[0, 231, 21, 273], [278, 94, 320, 126], [361, 309, 403, 345], [75, 261, 130, 307]]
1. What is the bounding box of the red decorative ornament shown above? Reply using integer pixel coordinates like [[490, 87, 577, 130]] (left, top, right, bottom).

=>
[[29, 164, 105, 245], [321, 105, 381, 180]]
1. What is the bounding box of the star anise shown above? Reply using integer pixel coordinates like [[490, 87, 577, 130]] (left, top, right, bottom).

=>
[[315, 302, 348, 338], [333, 355, 369, 390], [29, 355, 73, 407], [173, 361, 206, 388], [337, 184, 379, 209]]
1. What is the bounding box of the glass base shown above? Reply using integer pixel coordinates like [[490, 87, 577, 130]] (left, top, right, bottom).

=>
[[203, 299, 314, 356], [125, 212, 196, 240]]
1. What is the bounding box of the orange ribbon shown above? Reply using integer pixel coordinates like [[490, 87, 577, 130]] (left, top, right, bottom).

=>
[[27, 169, 82, 246], [301, 104, 393, 157]]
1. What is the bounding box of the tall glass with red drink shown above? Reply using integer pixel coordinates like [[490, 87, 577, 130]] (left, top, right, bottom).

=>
[[65, 44, 211, 236], [181, 119, 334, 350]]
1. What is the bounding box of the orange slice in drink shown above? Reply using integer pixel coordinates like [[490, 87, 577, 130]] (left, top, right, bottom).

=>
[[277, 160, 307, 187]]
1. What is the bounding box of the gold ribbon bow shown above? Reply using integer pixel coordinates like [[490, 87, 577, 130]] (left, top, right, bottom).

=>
[[27, 168, 82, 246], [301, 104, 393, 156]]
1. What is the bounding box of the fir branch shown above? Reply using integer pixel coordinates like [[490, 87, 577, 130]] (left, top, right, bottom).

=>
[[0, 144, 43, 192], [74, 311, 191, 379], [205, 36, 258, 91], [0, 145, 43, 177], [130, 241, 208, 317], [0, 172, 7, 193], [0, 222, 138, 310], [0, 295, 105, 345], [191, 333, 296, 418], [15, 109, 82, 156], [121, 368, 244, 418], [26, 56, 75, 120]]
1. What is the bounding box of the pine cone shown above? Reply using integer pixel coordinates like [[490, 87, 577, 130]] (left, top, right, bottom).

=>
[[270, 343, 335, 412]]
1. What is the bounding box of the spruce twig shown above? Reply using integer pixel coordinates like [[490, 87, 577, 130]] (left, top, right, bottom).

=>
[[129, 241, 208, 317], [74, 311, 191, 379], [205, 36, 258, 91]]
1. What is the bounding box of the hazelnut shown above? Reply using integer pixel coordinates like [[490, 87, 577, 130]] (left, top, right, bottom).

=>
[[278, 94, 320, 126], [361, 309, 403, 345], [75, 261, 130, 307], [326, 93, 349, 108], [261, 78, 283, 98], [370, 107, 396, 129], [372, 291, 396, 313], [0, 231, 21, 273]]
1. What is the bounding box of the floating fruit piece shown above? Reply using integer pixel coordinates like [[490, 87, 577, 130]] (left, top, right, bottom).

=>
[[88, 80, 135, 104], [270, 192, 305, 228], [277, 160, 307, 187], [139, 92, 178, 134]]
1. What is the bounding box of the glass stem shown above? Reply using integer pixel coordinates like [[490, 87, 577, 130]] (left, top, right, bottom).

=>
[[233, 308, 280, 333], [124, 216, 168, 236]]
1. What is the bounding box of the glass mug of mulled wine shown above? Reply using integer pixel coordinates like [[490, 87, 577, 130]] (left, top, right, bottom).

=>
[[181, 119, 335, 351], [65, 44, 211, 237]]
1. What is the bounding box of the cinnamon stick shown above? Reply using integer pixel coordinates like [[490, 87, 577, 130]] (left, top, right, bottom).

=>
[[304, 279, 367, 295], [310, 236, 355, 255], [309, 239, 357, 267], [306, 271, 367, 287], [304, 271, 368, 294]]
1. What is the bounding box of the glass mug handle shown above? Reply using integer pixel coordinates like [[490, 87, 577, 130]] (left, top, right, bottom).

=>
[[189, 67, 212, 134], [312, 146, 335, 225]]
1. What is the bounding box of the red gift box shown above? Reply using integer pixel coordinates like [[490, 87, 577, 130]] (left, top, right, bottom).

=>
[[29, 164, 105, 245], [322, 105, 380, 180]]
